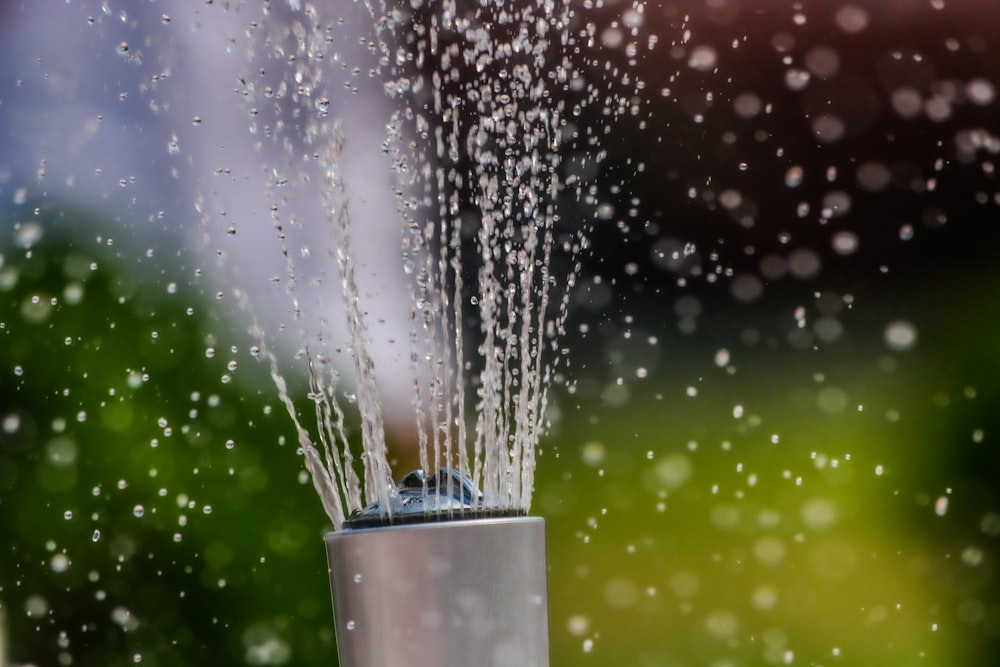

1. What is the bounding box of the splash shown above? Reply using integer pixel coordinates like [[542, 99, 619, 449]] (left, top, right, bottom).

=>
[[240, 0, 608, 528]]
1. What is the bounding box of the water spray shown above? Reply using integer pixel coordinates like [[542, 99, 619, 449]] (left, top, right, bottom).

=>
[[234, 2, 572, 663], [325, 470, 549, 667]]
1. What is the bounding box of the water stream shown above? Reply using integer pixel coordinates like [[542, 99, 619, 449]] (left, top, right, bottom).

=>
[[240, 0, 617, 528]]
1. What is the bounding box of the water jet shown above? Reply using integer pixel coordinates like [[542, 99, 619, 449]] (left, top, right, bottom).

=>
[[235, 2, 587, 662]]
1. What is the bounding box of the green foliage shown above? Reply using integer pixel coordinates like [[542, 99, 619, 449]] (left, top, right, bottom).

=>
[[1, 209, 333, 666]]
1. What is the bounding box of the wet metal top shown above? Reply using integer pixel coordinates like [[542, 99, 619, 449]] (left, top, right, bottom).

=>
[[343, 469, 517, 529]]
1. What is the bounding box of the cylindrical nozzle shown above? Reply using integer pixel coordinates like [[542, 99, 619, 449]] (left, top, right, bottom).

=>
[[325, 516, 549, 667]]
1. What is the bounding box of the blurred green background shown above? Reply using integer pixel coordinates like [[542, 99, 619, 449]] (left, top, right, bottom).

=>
[[2, 199, 999, 666]]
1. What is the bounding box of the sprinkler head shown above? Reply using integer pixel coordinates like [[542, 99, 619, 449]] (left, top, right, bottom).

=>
[[327, 470, 550, 666], [344, 468, 521, 529]]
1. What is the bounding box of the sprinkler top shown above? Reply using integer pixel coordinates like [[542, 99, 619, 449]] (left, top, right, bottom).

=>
[[343, 468, 517, 529]]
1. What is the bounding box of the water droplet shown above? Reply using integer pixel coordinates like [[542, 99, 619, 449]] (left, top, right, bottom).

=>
[[961, 545, 984, 566], [788, 248, 821, 279], [812, 114, 845, 142], [967, 78, 996, 105], [687, 45, 717, 71], [835, 5, 870, 33], [885, 320, 918, 351], [24, 595, 49, 617], [2, 413, 19, 434], [652, 454, 692, 490], [14, 221, 43, 248], [567, 614, 590, 636], [856, 161, 891, 192], [704, 609, 740, 639], [733, 92, 762, 118], [784, 166, 804, 188], [804, 46, 840, 78], [831, 231, 859, 255], [801, 498, 837, 529], [891, 87, 923, 119], [50, 553, 70, 573], [730, 274, 763, 303], [581, 441, 606, 466], [925, 95, 952, 122], [751, 584, 779, 611], [46, 437, 78, 467]]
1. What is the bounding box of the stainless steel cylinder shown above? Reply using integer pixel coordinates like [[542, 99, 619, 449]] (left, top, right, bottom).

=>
[[325, 516, 549, 667]]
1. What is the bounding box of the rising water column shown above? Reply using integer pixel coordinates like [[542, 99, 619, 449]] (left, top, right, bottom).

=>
[[324, 473, 550, 667]]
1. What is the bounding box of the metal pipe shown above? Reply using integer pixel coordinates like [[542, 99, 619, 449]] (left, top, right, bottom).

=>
[[325, 516, 549, 667]]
